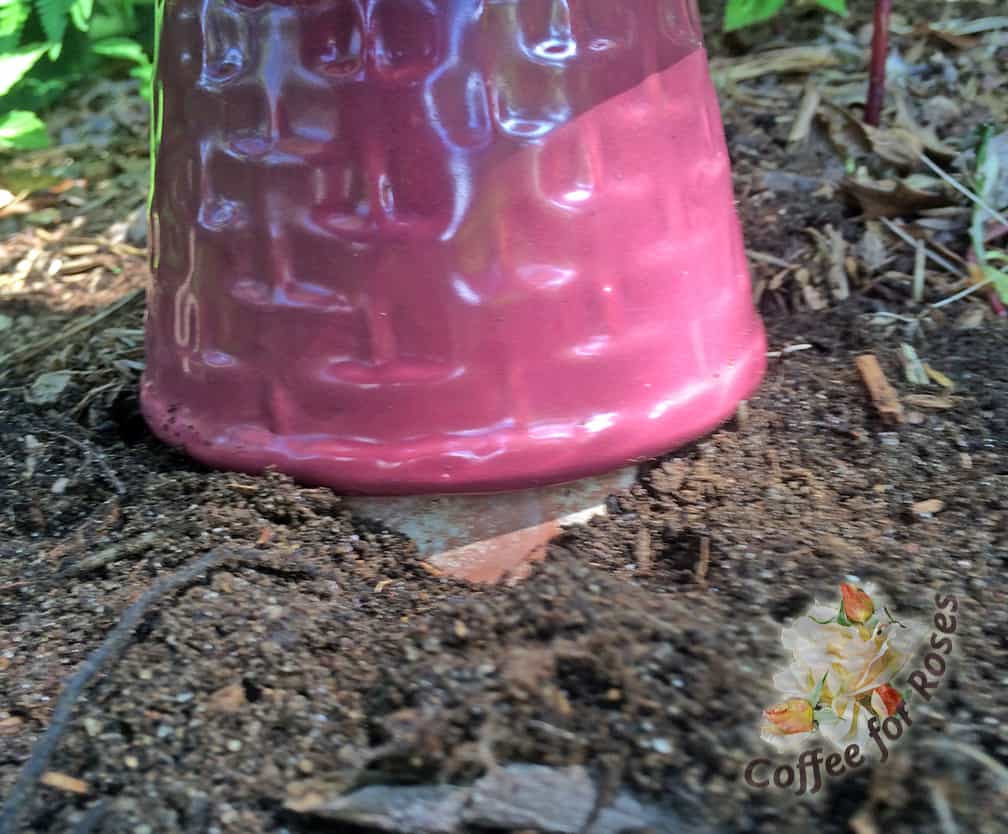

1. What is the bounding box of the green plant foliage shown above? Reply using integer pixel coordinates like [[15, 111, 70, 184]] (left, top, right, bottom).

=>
[[92, 33, 151, 98], [0, 106, 47, 148], [724, 0, 847, 32], [0, 0, 31, 50], [0, 0, 154, 151], [812, 0, 848, 14], [36, 0, 74, 58], [0, 41, 45, 95], [69, 0, 92, 32]]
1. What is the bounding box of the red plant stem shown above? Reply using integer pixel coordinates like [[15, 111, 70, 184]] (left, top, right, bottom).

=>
[[865, 0, 893, 126], [986, 288, 1007, 317]]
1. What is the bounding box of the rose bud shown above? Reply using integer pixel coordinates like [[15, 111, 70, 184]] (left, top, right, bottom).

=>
[[840, 583, 875, 624], [871, 684, 902, 717], [763, 698, 814, 735]]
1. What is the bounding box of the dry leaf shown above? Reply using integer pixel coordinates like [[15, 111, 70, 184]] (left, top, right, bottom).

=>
[[842, 175, 950, 219], [924, 365, 955, 390], [206, 683, 247, 714], [900, 344, 930, 386], [863, 125, 925, 170], [892, 92, 959, 165], [25, 371, 72, 405], [911, 22, 981, 50], [711, 46, 841, 85], [954, 305, 986, 330], [859, 223, 889, 272]]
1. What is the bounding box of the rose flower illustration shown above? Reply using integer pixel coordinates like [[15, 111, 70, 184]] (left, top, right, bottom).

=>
[[760, 583, 921, 752]]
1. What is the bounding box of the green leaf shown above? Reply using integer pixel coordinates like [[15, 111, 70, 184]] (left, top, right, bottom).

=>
[[0, 0, 31, 44], [69, 0, 92, 31], [814, 0, 847, 15], [34, 0, 74, 57], [129, 62, 152, 99], [0, 109, 49, 150], [810, 671, 829, 707], [983, 264, 1008, 304], [0, 42, 47, 95], [724, 0, 787, 32], [91, 35, 149, 66]]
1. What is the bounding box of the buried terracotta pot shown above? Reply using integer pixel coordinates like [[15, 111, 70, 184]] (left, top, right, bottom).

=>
[[141, 0, 766, 496]]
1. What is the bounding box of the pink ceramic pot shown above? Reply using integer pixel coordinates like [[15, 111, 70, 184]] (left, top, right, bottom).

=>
[[141, 0, 766, 495]]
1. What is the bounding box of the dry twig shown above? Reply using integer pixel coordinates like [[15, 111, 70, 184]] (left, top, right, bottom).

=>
[[0, 547, 241, 834], [0, 288, 143, 369]]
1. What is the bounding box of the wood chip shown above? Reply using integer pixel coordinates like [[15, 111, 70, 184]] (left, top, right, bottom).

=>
[[912, 499, 945, 515], [903, 394, 957, 410], [913, 239, 926, 302], [696, 536, 710, 586], [373, 579, 394, 593], [855, 354, 904, 425], [634, 529, 653, 575], [826, 226, 850, 300], [788, 80, 821, 144], [40, 771, 89, 795]]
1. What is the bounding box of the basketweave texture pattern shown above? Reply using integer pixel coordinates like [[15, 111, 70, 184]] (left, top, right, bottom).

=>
[[143, 0, 765, 493]]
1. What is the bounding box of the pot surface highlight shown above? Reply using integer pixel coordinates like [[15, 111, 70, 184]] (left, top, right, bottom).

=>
[[141, 0, 767, 495]]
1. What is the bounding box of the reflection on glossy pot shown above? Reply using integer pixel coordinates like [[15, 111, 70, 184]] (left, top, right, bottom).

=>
[[141, 0, 767, 495]]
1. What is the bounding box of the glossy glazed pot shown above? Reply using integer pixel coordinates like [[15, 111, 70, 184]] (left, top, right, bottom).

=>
[[141, 0, 766, 495]]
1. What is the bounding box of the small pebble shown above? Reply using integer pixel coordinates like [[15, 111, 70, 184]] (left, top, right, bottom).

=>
[[83, 718, 102, 737], [652, 738, 673, 755], [50, 477, 69, 495], [226, 739, 242, 752]]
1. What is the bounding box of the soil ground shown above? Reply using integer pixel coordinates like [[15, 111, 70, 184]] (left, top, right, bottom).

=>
[[2, 2, 1007, 833]]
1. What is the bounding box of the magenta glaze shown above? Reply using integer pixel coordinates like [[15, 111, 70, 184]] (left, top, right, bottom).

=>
[[141, 0, 767, 496]]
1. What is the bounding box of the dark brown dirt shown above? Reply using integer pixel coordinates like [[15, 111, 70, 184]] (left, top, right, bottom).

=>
[[3, 3, 1007, 833]]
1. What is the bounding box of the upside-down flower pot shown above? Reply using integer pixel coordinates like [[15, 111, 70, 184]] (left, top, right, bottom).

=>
[[141, 0, 767, 496]]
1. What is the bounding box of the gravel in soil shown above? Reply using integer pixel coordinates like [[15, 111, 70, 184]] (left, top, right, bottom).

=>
[[2, 307, 1006, 834]]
